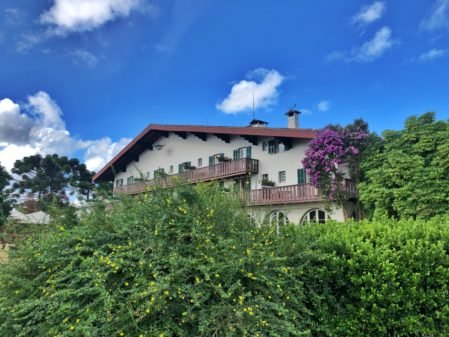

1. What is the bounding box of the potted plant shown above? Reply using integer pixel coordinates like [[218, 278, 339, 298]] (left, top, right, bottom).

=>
[[217, 155, 232, 163], [261, 178, 275, 187], [183, 163, 196, 170]]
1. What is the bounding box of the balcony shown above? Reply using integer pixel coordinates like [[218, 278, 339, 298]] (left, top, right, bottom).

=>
[[244, 180, 357, 206], [114, 158, 259, 195]]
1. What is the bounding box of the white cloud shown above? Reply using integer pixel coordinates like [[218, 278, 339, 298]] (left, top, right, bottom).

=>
[[352, 27, 397, 62], [317, 100, 331, 112], [352, 2, 386, 25], [0, 92, 130, 173], [300, 108, 312, 115], [71, 49, 98, 68], [82, 137, 132, 172], [420, 0, 449, 32], [216, 68, 284, 114], [0, 98, 33, 144], [327, 26, 397, 63], [40, 0, 156, 34], [409, 48, 448, 62]]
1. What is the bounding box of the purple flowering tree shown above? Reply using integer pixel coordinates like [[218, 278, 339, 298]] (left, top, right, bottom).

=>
[[302, 120, 369, 218]]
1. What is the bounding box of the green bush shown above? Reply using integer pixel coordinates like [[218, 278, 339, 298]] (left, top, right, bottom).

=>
[[0, 184, 310, 337], [283, 217, 449, 336], [2, 183, 449, 336]]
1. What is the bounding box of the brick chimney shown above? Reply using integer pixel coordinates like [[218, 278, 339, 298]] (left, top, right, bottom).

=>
[[285, 109, 300, 128]]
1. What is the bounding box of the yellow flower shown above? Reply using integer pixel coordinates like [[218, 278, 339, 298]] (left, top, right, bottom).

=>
[[69, 325, 75, 331]]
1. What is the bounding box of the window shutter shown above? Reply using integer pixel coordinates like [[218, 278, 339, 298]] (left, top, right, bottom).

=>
[[233, 149, 238, 160], [262, 142, 267, 151], [246, 146, 252, 158], [298, 169, 306, 184], [179, 164, 184, 173], [209, 156, 214, 166]]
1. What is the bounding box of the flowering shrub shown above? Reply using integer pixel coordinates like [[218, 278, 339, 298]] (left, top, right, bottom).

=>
[[302, 121, 369, 204], [0, 184, 310, 337], [2, 183, 449, 336]]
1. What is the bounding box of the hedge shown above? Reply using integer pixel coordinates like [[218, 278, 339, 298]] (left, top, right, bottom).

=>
[[1, 184, 449, 336]]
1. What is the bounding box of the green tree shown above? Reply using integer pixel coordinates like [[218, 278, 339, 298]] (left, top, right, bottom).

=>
[[359, 112, 449, 219], [0, 164, 12, 227], [12, 154, 95, 206]]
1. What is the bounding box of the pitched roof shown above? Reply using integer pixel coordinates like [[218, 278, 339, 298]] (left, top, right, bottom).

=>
[[93, 124, 317, 182]]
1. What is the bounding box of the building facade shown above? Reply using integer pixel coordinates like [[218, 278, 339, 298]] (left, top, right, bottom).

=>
[[93, 111, 357, 227]]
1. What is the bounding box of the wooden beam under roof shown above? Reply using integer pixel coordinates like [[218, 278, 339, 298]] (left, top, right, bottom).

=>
[[192, 132, 207, 141], [215, 133, 230, 143], [241, 135, 258, 145]]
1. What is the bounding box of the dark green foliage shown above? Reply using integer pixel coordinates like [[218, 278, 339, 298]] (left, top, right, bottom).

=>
[[2, 184, 449, 336], [0, 164, 12, 227], [289, 217, 449, 336], [359, 112, 449, 219], [0, 184, 310, 337], [12, 154, 95, 205]]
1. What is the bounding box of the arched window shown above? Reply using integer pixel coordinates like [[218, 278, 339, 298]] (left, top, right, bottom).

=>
[[268, 210, 289, 234], [300, 209, 329, 225]]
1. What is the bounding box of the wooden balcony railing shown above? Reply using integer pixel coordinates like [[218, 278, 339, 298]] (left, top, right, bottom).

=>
[[243, 181, 357, 206], [114, 158, 259, 195]]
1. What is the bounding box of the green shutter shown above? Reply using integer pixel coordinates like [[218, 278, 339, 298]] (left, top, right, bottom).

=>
[[298, 169, 306, 184], [233, 149, 238, 160], [209, 156, 214, 166], [179, 164, 184, 173], [246, 146, 252, 158]]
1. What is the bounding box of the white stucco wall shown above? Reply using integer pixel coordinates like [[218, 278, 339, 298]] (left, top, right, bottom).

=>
[[115, 132, 310, 189]]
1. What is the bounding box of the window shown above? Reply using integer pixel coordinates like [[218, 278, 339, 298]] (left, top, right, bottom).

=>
[[300, 209, 329, 225], [262, 141, 268, 151], [198, 158, 203, 167], [267, 139, 291, 154], [297, 168, 311, 184], [115, 179, 123, 187], [209, 153, 224, 166], [146, 172, 150, 180], [169, 165, 174, 174], [178, 161, 191, 173], [278, 171, 286, 183], [233, 146, 252, 160], [268, 210, 289, 234], [127, 176, 134, 185], [297, 168, 306, 184], [268, 140, 279, 154]]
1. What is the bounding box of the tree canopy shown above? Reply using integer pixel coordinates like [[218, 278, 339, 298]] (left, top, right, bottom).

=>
[[358, 112, 449, 219], [0, 164, 12, 227], [12, 154, 95, 205]]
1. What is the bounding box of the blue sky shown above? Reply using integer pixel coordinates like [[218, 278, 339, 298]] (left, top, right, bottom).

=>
[[1, 0, 449, 172]]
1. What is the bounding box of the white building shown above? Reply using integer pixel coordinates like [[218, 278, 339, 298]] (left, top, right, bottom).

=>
[[93, 111, 357, 226]]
